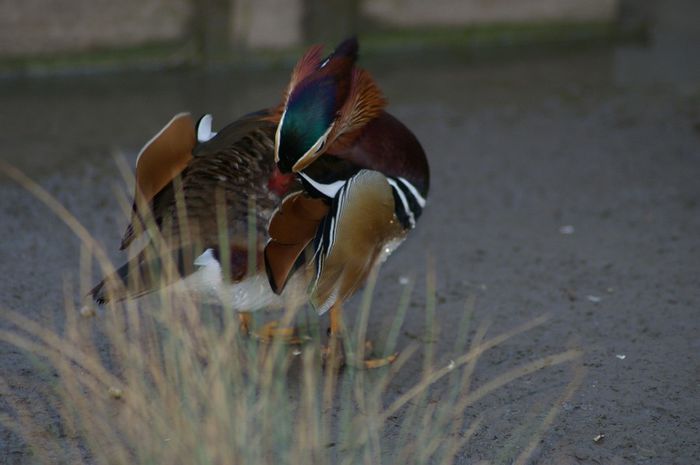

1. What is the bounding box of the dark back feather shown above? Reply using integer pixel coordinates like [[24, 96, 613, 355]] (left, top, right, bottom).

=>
[[154, 114, 280, 249], [98, 111, 296, 303], [327, 111, 430, 196]]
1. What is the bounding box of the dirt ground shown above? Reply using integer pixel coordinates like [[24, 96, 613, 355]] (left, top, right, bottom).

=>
[[1, 24, 699, 465]]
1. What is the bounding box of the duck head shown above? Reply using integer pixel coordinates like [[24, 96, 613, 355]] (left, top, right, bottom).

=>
[[275, 37, 386, 173]]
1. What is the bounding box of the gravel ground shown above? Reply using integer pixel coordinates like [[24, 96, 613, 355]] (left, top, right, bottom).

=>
[[1, 30, 699, 465]]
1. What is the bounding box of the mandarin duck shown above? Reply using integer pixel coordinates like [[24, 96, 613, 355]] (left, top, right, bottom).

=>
[[264, 37, 430, 365], [88, 109, 303, 336]]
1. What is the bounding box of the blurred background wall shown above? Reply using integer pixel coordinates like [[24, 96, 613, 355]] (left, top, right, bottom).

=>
[[0, 0, 192, 56], [0, 0, 620, 59]]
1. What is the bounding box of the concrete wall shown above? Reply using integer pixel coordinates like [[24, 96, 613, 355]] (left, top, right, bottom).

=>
[[364, 0, 619, 27], [0, 0, 619, 58], [0, 0, 191, 56], [232, 0, 302, 49]]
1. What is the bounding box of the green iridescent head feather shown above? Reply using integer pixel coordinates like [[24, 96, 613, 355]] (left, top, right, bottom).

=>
[[276, 38, 359, 172]]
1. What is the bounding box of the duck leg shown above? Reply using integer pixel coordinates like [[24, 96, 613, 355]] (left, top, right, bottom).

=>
[[323, 304, 346, 370], [255, 320, 305, 344], [239, 312, 305, 344], [238, 312, 252, 334], [323, 303, 398, 369]]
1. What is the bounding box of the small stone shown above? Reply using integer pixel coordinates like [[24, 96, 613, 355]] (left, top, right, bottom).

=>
[[80, 305, 96, 318], [593, 433, 605, 443], [587, 295, 602, 303], [559, 225, 575, 235], [108, 387, 123, 399], [616, 354, 626, 360]]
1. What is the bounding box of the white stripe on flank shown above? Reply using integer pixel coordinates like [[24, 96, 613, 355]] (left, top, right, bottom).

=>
[[336, 178, 349, 218], [299, 172, 346, 198], [328, 216, 337, 253], [398, 177, 427, 208], [386, 178, 416, 228], [325, 178, 352, 254]]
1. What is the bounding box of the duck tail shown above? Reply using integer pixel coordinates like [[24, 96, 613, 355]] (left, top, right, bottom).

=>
[[88, 247, 191, 305]]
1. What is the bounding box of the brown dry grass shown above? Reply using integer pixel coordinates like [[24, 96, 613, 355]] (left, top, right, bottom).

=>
[[0, 162, 584, 465]]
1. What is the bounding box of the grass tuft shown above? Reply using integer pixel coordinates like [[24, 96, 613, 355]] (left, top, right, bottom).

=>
[[1, 162, 584, 464]]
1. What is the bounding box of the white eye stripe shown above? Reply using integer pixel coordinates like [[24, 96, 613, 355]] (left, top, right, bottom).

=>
[[274, 110, 286, 162]]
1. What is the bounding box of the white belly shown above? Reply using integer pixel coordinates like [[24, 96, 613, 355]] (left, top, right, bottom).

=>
[[176, 249, 307, 311]]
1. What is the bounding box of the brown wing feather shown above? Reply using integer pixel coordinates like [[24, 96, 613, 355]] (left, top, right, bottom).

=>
[[100, 114, 282, 303], [264, 191, 329, 293], [310, 170, 404, 314], [153, 120, 279, 251], [135, 112, 195, 205], [120, 113, 196, 249]]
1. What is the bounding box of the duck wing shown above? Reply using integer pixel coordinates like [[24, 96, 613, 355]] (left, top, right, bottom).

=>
[[95, 111, 296, 304]]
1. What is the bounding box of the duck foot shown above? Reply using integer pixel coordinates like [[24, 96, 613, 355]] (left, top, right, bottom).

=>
[[322, 335, 398, 370], [361, 352, 398, 369], [238, 312, 252, 335], [238, 313, 308, 344], [321, 303, 398, 369], [322, 335, 346, 371], [255, 320, 308, 345]]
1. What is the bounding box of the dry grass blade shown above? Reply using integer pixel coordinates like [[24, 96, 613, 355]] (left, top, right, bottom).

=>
[[379, 313, 552, 422], [1, 161, 585, 464], [455, 349, 582, 412], [512, 364, 587, 465], [0, 161, 114, 275], [0, 310, 123, 391]]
